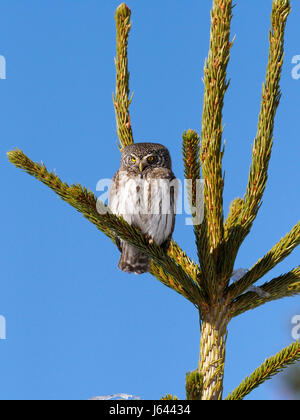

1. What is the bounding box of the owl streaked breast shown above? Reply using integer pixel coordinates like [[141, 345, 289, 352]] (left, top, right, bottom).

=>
[[109, 143, 177, 274]]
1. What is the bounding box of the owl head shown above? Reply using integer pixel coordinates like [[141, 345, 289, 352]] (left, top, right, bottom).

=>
[[120, 143, 172, 174]]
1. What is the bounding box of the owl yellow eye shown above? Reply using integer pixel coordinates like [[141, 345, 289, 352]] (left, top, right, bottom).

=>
[[147, 156, 154, 163], [131, 156, 136, 163]]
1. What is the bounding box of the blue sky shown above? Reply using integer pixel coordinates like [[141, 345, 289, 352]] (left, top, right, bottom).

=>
[[0, 0, 299, 400]]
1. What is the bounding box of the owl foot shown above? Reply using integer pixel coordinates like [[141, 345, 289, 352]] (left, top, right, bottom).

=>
[[144, 234, 154, 245]]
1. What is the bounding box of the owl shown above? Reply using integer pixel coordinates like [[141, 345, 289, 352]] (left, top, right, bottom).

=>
[[109, 143, 176, 274]]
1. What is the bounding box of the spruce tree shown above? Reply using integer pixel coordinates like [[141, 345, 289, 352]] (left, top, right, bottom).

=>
[[8, 1, 300, 400]]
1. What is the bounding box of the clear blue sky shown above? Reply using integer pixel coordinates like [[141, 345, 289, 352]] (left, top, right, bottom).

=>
[[0, 0, 299, 400]]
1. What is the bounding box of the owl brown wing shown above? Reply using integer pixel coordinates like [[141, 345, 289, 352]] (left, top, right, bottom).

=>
[[109, 170, 122, 253], [153, 169, 176, 253], [115, 236, 122, 253], [160, 180, 176, 253]]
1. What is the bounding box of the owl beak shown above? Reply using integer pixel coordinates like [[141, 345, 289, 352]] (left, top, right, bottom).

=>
[[139, 161, 145, 172]]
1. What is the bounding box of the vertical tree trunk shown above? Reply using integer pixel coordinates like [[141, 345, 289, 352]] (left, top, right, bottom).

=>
[[199, 308, 229, 400]]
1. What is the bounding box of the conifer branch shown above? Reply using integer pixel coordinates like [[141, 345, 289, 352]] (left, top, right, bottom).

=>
[[221, 197, 244, 285], [224, 198, 244, 239], [100, 212, 206, 306], [7, 149, 207, 308], [227, 0, 291, 252], [168, 241, 204, 296], [226, 341, 300, 400], [231, 267, 300, 318], [196, 215, 219, 302], [182, 130, 210, 298], [149, 263, 195, 305], [200, 0, 233, 253], [199, 310, 229, 400], [161, 394, 179, 400], [7, 149, 114, 238], [113, 3, 134, 149], [182, 130, 201, 212], [198, 0, 233, 299], [185, 369, 203, 400], [227, 221, 300, 299], [195, 0, 234, 399], [220, 0, 291, 287]]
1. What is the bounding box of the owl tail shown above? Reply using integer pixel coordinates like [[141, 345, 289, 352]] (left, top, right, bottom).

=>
[[118, 242, 150, 274]]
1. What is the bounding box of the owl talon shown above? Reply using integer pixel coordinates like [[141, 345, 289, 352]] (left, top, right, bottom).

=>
[[144, 234, 153, 244]]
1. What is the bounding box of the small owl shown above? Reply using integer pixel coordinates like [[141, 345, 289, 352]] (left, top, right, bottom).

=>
[[109, 143, 176, 274]]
